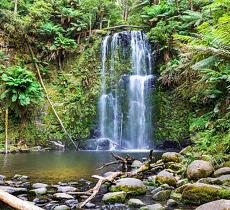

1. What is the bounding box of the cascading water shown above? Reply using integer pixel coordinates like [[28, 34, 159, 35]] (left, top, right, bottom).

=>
[[97, 31, 154, 150]]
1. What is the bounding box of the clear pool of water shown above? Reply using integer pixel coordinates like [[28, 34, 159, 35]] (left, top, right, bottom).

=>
[[0, 150, 162, 183]]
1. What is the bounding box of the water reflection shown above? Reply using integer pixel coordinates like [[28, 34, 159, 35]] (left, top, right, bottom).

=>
[[0, 151, 162, 183]]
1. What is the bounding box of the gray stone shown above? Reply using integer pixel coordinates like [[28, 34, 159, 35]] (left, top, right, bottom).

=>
[[151, 187, 163, 195], [32, 183, 48, 189], [102, 191, 127, 203], [65, 199, 78, 208], [187, 160, 214, 180], [54, 205, 70, 210], [30, 187, 47, 195], [0, 175, 6, 181], [85, 202, 96, 208], [131, 160, 143, 168], [57, 186, 77, 193], [167, 199, 178, 207], [214, 167, 230, 177], [0, 186, 27, 194], [53, 193, 74, 200], [195, 199, 230, 210], [128, 198, 145, 207], [139, 203, 165, 210]]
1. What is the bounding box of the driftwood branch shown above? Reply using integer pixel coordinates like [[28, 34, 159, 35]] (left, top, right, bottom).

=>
[[96, 161, 120, 170], [0, 189, 43, 210], [79, 171, 122, 208]]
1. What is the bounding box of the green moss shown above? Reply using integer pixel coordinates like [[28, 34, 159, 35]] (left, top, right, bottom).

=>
[[110, 185, 146, 195], [182, 185, 230, 205], [102, 192, 127, 203], [170, 191, 182, 202], [156, 176, 177, 187]]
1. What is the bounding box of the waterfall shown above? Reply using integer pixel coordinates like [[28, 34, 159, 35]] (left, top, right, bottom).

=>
[[97, 31, 154, 150]]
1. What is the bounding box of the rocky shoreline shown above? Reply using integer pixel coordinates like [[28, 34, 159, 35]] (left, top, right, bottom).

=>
[[0, 147, 230, 210]]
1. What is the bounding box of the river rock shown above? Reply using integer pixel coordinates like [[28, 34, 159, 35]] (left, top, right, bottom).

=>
[[85, 202, 96, 208], [110, 178, 146, 195], [187, 160, 214, 179], [102, 191, 127, 203], [0, 175, 6, 181], [179, 183, 230, 204], [32, 183, 48, 188], [214, 167, 230, 177], [13, 174, 29, 181], [57, 186, 77, 193], [131, 160, 143, 168], [162, 152, 182, 163], [167, 199, 178, 207], [53, 193, 74, 200], [65, 199, 78, 208], [197, 175, 230, 185], [140, 203, 165, 210], [54, 205, 70, 210], [151, 187, 163, 195], [0, 186, 27, 194], [195, 199, 230, 210], [152, 190, 172, 201], [128, 198, 145, 207], [156, 170, 176, 186], [30, 187, 47, 195]]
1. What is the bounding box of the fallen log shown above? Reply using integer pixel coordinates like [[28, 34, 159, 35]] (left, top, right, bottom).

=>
[[0, 189, 43, 210]]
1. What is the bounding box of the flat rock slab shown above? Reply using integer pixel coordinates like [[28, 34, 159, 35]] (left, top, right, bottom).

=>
[[195, 199, 230, 210]]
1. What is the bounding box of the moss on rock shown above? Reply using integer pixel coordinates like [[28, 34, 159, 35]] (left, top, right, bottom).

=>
[[181, 183, 230, 205], [102, 191, 127, 203]]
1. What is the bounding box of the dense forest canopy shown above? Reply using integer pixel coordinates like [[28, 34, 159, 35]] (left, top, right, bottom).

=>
[[0, 0, 229, 160]]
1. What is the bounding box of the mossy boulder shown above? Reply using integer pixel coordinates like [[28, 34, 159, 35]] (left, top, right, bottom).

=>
[[152, 190, 172, 201], [187, 160, 214, 180], [195, 199, 230, 210], [162, 152, 182, 163], [156, 170, 177, 186], [102, 191, 127, 203], [110, 178, 146, 195], [180, 183, 230, 205]]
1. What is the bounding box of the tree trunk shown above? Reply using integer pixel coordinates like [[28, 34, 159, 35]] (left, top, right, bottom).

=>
[[28, 45, 78, 150], [5, 108, 8, 154], [0, 189, 43, 210]]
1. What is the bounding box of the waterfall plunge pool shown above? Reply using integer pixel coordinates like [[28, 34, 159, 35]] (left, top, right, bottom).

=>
[[0, 150, 163, 183]]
